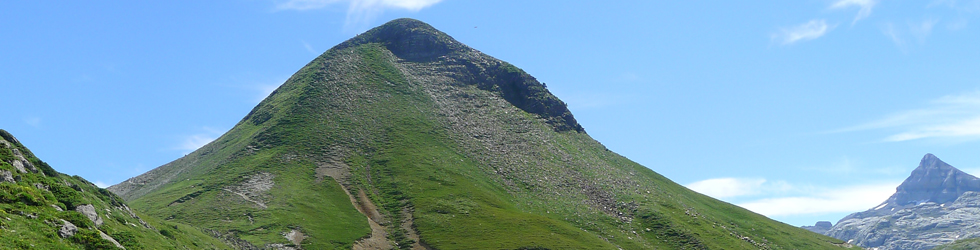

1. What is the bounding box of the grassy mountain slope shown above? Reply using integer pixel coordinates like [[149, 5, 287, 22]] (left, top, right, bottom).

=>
[[0, 129, 231, 249], [935, 238, 980, 250], [110, 18, 854, 249]]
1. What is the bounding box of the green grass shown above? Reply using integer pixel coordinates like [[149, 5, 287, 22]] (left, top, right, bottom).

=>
[[935, 238, 980, 250]]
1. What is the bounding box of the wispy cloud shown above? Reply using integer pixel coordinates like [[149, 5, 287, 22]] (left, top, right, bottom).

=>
[[837, 90, 980, 142], [174, 127, 225, 154], [275, 0, 444, 31], [929, 0, 980, 13], [802, 156, 910, 176], [882, 22, 907, 51], [24, 117, 41, 127], [831, 0, 879, 25], [93, 181, 109, 188], [737, 183, 897, 217], [254, 79, 286, 104], [687, 177, 899, 217], [910, 18, 940, 42], [301, 40, 318, 55], [687, 178, 789, 199], [883, 18, 940, 50], [773, 19, 831, 44]]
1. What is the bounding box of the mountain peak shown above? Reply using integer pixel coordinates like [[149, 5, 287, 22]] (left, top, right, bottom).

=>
[[889, 153, 980, 205], [917, 153, 943, 170], [326, 18, 584, 132], [335, 18, 466, 62]]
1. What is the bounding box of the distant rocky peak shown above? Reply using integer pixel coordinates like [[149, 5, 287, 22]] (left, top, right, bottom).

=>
[[890, 153, 980, 206]]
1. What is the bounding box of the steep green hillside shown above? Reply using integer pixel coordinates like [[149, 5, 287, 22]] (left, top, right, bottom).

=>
[[0, 129, 231, 249], [935, 238, 980, 250], [110, 18, 855, 249]]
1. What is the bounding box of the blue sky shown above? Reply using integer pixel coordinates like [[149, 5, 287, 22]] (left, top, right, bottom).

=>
[[3, 1, 980, 227]]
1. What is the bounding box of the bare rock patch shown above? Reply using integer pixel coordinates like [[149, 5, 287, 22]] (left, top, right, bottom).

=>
[[223, 172, 275, 209]]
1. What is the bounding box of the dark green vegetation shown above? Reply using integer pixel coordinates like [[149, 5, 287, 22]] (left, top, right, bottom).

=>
[[935, 238, 980, 250], [109, 18, 856, 249], [0, 129, 231, 249]]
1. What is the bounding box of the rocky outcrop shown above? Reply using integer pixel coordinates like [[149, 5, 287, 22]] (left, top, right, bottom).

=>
[[59, 219, 78, 238], [826, 154, 980, 250], [0, 170, 13, 183], [76, 204, 104, 226], [803, 221, 833, 235]]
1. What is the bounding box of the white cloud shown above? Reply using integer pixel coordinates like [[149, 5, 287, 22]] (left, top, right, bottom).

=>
[[831, 0, 878, 24], [910, 19, 940, 43], [275, 0, 444, 31], [688, 176, 900, 217], [686, 178, 792, 199], [882, 22, 907, 51], [93, 181, 109, 189], [738, 183, 897, 217], [24, 117, 41, 127], [773, 19, 830, 44], [175, 127, 225, 154], [838, 90, 980, 142], [178, 134, 216, 152], [255, 80, 285, 104], [884, 117, 980, 141]]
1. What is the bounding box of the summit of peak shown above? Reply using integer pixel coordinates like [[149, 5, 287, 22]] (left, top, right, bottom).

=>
[[334, 18, 467, 62], [916, 153, 945, 170], [888, 154, 980, 205]]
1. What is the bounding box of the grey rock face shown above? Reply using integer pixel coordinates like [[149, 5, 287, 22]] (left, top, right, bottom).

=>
[[892, 154, 980, 206], [803, 221, 833, 235], [76, 204, 104, 226], [826, 154, 980, 250], [0, 170, 13, 183], [10, 148, 38, 173], [59, 219, 78, 238]]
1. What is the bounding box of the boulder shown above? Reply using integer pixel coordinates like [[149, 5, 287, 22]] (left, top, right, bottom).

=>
[[59, 219, 78, 238], [76, 204, 104, 226], [0, 170, 13, 183]]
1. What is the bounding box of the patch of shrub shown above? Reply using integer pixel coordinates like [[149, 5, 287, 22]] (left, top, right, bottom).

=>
[[71, 229, 117, 250], [0, 184, 48, 206], [112, 212, 128, 224], [159, 228, 176, 239], [111, 231, 144, 250], [0, 146, 14, 161], [50, 184, 84, 210], [32, 159, 59, 177], [59, 211, 94, 229], [97, 188, 125, 207]]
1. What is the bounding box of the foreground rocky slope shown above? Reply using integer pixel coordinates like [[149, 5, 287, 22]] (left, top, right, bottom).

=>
[[827, 154, 980, 250], [0, 129, 230, 249], [110, 18, 852, 249]]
